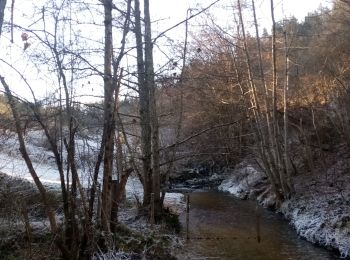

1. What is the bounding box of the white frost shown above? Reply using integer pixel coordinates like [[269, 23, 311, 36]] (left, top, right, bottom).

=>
[[218, 162, 265, 198], [219, 159, 350, 258]]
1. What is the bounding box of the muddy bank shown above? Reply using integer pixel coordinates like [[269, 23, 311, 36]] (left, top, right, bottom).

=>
[[218, 158, 350, 258]]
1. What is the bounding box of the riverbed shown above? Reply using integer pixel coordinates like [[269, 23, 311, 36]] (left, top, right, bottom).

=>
[[177, 191, 339, 259]]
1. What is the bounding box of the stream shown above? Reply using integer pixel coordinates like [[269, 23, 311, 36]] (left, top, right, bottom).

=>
[[177, 191, 339, 259]]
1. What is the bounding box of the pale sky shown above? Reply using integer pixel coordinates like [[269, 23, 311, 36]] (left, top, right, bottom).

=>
[[0, 0, 333, 103], [151, 0, 332, 36]]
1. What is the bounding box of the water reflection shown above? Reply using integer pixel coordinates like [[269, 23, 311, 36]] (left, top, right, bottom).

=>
[[178, 191, 339, 260]]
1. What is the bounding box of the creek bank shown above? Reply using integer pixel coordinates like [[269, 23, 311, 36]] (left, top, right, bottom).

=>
[[218, 157, 350, 258]]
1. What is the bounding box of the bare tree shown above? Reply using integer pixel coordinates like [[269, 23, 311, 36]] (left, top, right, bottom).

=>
[[144, 0, 162, 217], [0, 0, 6, 37], [100, 0, 115, 233], [134, 0, 152, 210], [0, 76, 70, 257], [100, 0, 132, 232], [0, 0, 133, 257]]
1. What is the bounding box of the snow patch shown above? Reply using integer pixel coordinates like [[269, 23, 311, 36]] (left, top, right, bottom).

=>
[[280, 196, 350, 258], [218, 162, 266, 199], [125, 177, 185, 212]]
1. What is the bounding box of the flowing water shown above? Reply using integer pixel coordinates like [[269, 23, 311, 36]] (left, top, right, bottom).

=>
[[177, 191, 339, 260]]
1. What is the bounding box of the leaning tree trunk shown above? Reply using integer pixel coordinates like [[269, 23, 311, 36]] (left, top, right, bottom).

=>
[[0, 76, 70, 257]]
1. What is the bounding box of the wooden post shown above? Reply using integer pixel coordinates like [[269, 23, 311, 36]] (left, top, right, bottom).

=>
[[186, 193, 190, 240], [256, 201, 261, 243], [150, 193, 155, 228]]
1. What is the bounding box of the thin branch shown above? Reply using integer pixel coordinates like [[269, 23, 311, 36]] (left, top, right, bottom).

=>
[[152, 0, 221, 43], [162, 118, 246, 150]]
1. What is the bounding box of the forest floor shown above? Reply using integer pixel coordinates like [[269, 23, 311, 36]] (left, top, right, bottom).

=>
[[0, 172, 185, 259], [218, 145, 350, 258], [0, 130, 186, 259]]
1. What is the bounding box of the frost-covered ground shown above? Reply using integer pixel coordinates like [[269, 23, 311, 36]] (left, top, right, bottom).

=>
[[0, 130, 185, 258], [0, 130, 184, 207], [0, 130, 101, 185], [218, 158, 350, 258], [218, 161, 268, 199]]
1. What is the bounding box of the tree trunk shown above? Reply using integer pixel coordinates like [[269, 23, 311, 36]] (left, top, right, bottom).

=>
[[237, 0, 283, 200], [0, 0, 6, 38], [283, 30, 294, 196], [110, 169, 133, 232], [101, 0, 115, 232], [270, 0, 283, 188], [0, 76, 70, 257], [144, 0, 161, 217], [134, 0, 152, 209]]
